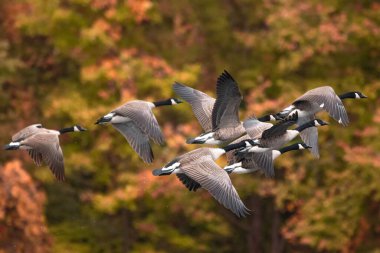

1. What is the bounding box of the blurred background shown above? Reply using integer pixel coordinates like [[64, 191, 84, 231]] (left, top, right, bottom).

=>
[[0, 0, 379, 252]]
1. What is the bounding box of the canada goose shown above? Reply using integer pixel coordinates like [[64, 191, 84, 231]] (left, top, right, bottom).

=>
[[273, 87, 367, 157], [239, 113, 328, 154], [175, 70, 246, 145], [4, 124, 86, 181], [95, 98, 182, 163], [224, 117, 274, 177], [224, 142, 311, 176], [152, 140, 255, 217]]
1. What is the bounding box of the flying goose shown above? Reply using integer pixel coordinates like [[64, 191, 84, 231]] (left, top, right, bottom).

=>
[[175, 70, 246, 145], [95, 98, 182, 163], [272, 87, 367, 157], [224, 142, 311, 175], [4, 124, 86, 181], [152, 140, 255, 217], [239, 113, 328, 154], [225, 116, 275, 177]]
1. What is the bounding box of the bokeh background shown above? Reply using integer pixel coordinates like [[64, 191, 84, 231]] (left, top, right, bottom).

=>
[[0, 0, 379, 252]]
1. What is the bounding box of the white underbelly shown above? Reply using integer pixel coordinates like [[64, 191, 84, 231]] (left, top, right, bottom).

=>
[[285, 130, 299, 142]]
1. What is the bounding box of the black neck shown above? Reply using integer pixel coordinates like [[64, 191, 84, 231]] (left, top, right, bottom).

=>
[[338, 92, 356, 100], [153, 99, 172, 107], [59, 126, 75, 134], [223, 140, 249, 152], [279, 143, 299, 154], [295, 121, 315, 132]]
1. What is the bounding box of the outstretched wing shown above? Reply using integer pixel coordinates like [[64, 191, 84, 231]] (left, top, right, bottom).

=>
[[28, 150, 43, 166], [112, 122, 154, 163], [212, 70, 242, 130], [181, 157, 250, 218], [176, 173, 202, 192], [294, 86, 349, 126], [173, 82, 215, 132], [113, 101, 165, 144], [23, 133, 65, 181]]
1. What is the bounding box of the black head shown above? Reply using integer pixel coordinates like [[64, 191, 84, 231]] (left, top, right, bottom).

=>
[[313, 119, 329, 127], [171, 98, 183, 104], [298, 143, 312, 149], [153, 98, 183, 107], [74, 125, 87, 132], [339, 91, 368, 100], [355, 91, 367, 99]]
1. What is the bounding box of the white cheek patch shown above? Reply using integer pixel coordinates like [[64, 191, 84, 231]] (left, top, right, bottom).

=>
[[162, 162, 181, 171], [320, 103, 325, 108], [104, 112, 115, 119], [245, 141, 253, 147], [170, 99, 177, 105]]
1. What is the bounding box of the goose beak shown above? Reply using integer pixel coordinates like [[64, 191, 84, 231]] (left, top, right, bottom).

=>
[[186, 138, 204, 144], [95, 117, 109, 125]]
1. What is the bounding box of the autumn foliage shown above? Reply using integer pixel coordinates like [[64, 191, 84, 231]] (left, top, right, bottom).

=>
[[0, 0, 380, 252], [0, 161, 51, 253]]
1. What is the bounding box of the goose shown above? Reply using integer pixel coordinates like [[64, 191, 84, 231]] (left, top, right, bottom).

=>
[[174, 70, 246, 145], [224, 142, 311, 176], [152, 140, 255, 217], [4, 124, 86, 181], [272, 87, 367, 157], [95, 98, 182, 163], [239, 113, 328, 154], [224, 116, 275, 177]]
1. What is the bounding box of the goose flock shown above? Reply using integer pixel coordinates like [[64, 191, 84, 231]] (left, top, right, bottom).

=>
[[4, 70, 367, 218]]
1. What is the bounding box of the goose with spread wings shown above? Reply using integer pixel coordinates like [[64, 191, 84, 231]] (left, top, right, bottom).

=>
[[4, 124, 86, 181], [95, 98, 182, 163], [238, 113, 328, 155], [174, 70, 247, 145], [224, 142, 311, 175], [152, 140, 256, 217], [273, 87, 367, 157]]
